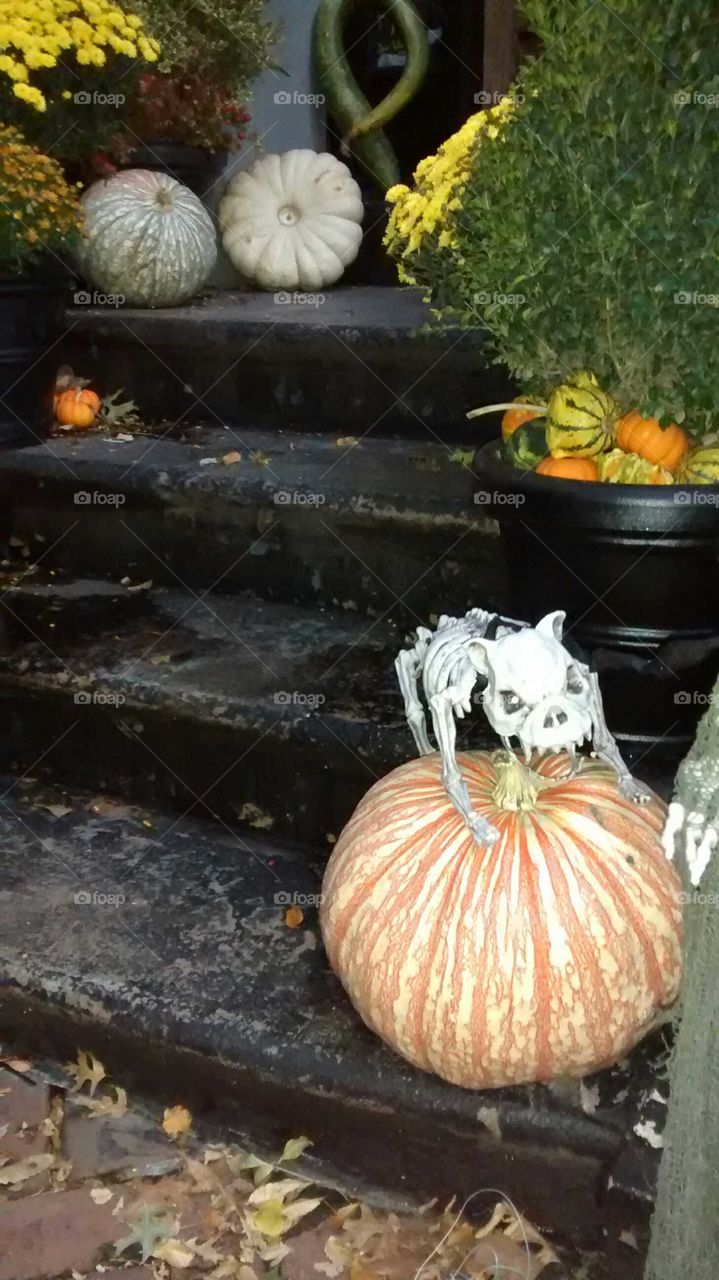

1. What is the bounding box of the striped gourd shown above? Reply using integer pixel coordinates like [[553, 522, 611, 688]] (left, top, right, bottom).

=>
[[321, 750, 682, 1090], [678, 446, 719, 485], [505, 420, 548, 470], [598, 448, 673, 486], [80, 170, 217, 308], [546, 370, 617, 458]]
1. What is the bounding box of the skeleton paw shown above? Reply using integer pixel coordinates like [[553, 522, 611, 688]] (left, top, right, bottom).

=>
[[619, 775, 653, 805], [468, 815, 500, 846]]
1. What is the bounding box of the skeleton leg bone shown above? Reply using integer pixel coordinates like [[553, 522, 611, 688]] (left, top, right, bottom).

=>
[[587, 670, 652, 803], [395, 643, 434, 756], [429, 686, 500, 845]]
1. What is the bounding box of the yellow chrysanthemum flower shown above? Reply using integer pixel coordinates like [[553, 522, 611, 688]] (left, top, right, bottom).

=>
[[13, 82, 47, 110], [385, 99, 515, 266], [0, 0, 161, 110]]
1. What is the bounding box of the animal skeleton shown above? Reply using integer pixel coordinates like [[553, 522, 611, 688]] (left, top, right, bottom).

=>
[[396, 606, 652, 845]]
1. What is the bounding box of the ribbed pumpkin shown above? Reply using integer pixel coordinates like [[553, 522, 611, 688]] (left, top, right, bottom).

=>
[[80, 170, 217, 308], [678, 446, 719, 485], [616, 411, 690, 472], [535, 456, 599, 481], [321, 750, 682, 1089], [546, 371, 617, 458], [220, 150, 364, 291], [55, 387, 100, 428]]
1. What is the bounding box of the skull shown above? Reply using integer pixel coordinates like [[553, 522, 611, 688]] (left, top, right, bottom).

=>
[[470, 611, 593, 761]]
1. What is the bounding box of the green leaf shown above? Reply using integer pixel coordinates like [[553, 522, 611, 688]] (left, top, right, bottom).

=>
[[115, 1204, 175, 1262], [280, 1136, 312, 1163]]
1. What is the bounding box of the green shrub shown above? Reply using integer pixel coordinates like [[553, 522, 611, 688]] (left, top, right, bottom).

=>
[[393, 0, 719, 435], [132, 0, 277, 96]]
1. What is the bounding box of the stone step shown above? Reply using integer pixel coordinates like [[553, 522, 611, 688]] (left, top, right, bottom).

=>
[[0, 425, 507, 621], [0, 573, 466, 844], [0, 773, 668, 1276], [61, 286, 514, 440], [0, 570, 678, 843]]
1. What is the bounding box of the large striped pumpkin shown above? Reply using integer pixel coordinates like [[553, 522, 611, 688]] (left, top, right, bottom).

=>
[[80, 170, 217, 308], [321, 750, 682, 1089]]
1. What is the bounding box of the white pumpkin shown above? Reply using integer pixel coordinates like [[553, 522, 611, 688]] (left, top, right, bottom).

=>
[[80, 170, 217, 308], [219, 150, 364, 291]]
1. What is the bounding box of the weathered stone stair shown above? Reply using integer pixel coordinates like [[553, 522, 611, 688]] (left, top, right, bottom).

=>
[[0, 425, 507, 620], [60, 287, 513, 440], [0, 289, 675, 1277], [0, 774, 668, 1279]]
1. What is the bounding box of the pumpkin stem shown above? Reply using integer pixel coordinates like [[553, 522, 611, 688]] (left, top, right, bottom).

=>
[[466, 402, 548, 420], [491, 750, 548, 811]]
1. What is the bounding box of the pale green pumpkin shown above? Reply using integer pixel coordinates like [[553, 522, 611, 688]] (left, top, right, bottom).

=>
[[80, 170, 217, 309]]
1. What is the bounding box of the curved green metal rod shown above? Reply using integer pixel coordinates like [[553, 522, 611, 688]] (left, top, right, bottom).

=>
[[313, 0, 430, 193]]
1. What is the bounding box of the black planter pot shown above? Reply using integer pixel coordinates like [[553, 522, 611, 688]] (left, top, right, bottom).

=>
[[0, 266, 71, 448], [474, 440, 719, 764], [119, 143, 226, 200]]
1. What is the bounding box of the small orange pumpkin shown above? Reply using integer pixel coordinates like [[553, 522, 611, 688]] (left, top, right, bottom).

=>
[[535, 456, 599, 481], [616, 410, 690, 473], [501, 398, 545, 440], [55, 387, 101, 429]]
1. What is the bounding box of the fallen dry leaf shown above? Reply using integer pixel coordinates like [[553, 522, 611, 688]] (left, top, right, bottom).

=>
[[0, 1057, 32, 1073], [335, 437, 359, 448], [185, 1156, 218, 1192], [222, 451, 242, 466], [251, 1197, 286, 1238], [152, 1239, 195, 1268], [248, 1177, 310, 1207], [189, 1238, 224, 1265], [87, 799, 134, 819], [66, 1049, 106, 1097], [250, 450, 270, 466], [448, 448, 474, 467], [100, 389, 141, 428], [280, 1136, 312, 1163], [162, 1105, 192, 1140], [75, 1085, 128, 1119], [209, 1262, 244, 1280], [0, 1153, 54, 1185], [90, 1187, 114, 1205], [41, 1094, 65, 1151], [285, 905, 304, 929]]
